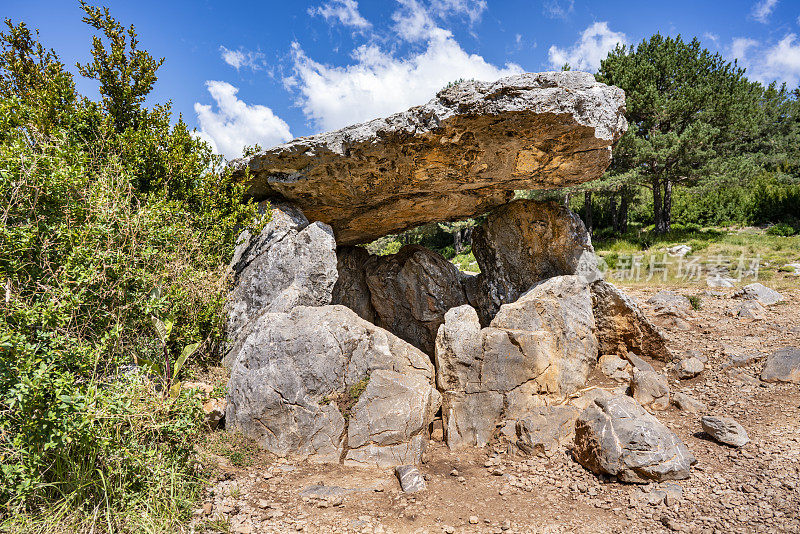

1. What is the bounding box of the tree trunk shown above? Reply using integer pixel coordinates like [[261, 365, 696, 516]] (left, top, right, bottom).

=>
[[619, 187, 629, 233], [652, 175, 664, 233], [584, 191, 593, 237], [662, 178, 672, 233], [610, 194, 618, 233]]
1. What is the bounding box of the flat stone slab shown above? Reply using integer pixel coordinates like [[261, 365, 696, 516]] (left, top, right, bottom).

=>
[[701, 416, 750, 447], [231, 72, 626, 245]]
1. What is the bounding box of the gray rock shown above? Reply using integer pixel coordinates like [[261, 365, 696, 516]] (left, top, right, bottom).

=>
[[331, 246, 376, 323], [599, 354, 632, 382], [470, 199, 600, 322], [225, 305, 436, 465], [631, 369, 670, 411], [573, 395, 696, 483], [732, 283, 783, 305], [344, 370, 440, 467], [591, 280, 672, 361], [646, 291, 692, 316], [732, 301, 766, 320], [722, 352, 762, 369], [224, 202, 338, 357], [490, 275, 598, 396], [231, 72, 627, 245], [395, 465, 426, 493], [363, 244, 468, 355], [436, 277, 597, 448], [701, 416, 750, 447], [675, 357, 704, 379], [760, 347, 800, 383], [671, 392, 706, 413], [515, 406, 579, 457], [625, 352, 656, 372], [706, 275, 735, 288]]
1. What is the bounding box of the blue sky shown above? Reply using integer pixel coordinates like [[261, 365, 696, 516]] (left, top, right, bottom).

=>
[[5, 0, 800, 157]]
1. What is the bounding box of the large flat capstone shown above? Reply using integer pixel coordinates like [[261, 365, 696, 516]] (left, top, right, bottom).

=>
[[231, 72, 627, 245]]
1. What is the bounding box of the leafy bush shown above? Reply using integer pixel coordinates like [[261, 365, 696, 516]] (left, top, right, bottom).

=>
[[0, 9, 261, 530], [766, 223, 796, 236]]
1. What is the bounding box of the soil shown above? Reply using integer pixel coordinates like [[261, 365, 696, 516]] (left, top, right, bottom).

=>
[[194, 285, 800, 534]]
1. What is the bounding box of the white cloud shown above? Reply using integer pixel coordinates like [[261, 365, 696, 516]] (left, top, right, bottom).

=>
[[542, 0, 574, 19], [194, 81, 293, 159], [729, 34, 800, 87], [286, 0, 522, 132], [751, 0, 778, 23], [703, 32, 720, 46], [431, 0, 488, 25], [220, 46, 265, 71], [308, 0, 372, 30], [548, 22, 627, 72]]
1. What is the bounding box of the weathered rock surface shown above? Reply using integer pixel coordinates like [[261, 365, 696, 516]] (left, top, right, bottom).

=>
[[733, 283, 783, 305], [646, 291, 691, 316], [490, 275, 599, 396], [231, 72, 627, 245], [675, 357, 704, 379], [760, 347, 800, 383], [345, 370, 439, 466], [573, 395, 696, 483], [631, 369, 670, 411], [599, 354, 632, 382], [731, 301, 766, 320], [701, 416, 750, 447], [591, 280, 672, 361], [331, 246, 376, 323], [470, 199, 600, 321], [364, 244, 468, 355], [515, 406, 579, 457], [436, 276, 597, 449], [672, 391, 706, 413], [225, 202, 338, 348], [395, 465, 426, 493], [225, 305, 437, 465]]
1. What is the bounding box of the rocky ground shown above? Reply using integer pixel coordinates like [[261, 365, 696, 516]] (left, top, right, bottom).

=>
[[194, 285, 800, 534]]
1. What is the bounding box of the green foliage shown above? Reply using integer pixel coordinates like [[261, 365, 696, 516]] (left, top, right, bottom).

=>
[[766, 223, 797, 236], [0, 8, 261, 529], [597, 34, 773, 233], [687, 295, 702, 310]]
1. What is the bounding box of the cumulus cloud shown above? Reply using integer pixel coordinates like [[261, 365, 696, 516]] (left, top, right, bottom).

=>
[[286, 0, 521, 131], [542, 0, 574, 19], [548, 22, 627, 72], [751, 0, 778, 23], [308, 0, 372, 30], [220, 46, 265, 71], [729, 34, 800, 87], [194, 81, 293, 159]]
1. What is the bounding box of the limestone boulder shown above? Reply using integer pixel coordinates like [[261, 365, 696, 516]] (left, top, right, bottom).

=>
[[231, 72, 627, 245], [470, 199, 601, 321], [490, 275, 598, 396], [225, 305, 437, 465], [573, 395, 696, 483], [515, 406, 579, 457], [345, 370, 440, 467], [760, 347, 800, 383], [701, 416, 750, 447], [331, 246, 376, 323], [590, 280, 672, 361], [435, 276, 598, 449], [225, 202, 338, 350], [631, 369, 670, 411], [364, 244, 468, 355], [733, 283, 783, 305]]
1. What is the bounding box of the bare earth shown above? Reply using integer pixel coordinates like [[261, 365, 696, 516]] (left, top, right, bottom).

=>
[[196, 286, 800, 534]]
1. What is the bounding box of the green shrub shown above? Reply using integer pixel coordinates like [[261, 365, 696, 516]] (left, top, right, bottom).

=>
[[0, 11, 261, 530], [766, 223, 796, 236]]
